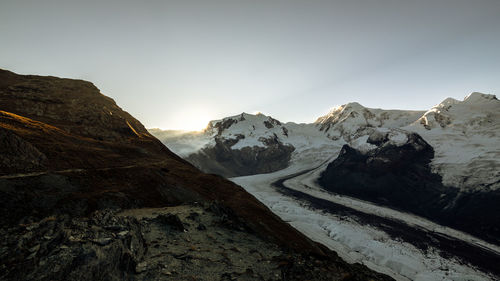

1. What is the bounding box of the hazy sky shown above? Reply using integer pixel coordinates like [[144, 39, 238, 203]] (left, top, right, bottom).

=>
[[1, 0, 499, 130]]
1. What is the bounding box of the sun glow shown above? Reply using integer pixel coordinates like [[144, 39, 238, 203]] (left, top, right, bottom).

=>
[[169, 106, 214, 131]]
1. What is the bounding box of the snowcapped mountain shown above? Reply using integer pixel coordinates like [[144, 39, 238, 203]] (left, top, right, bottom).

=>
[[412, 92, 498, 131], [151, 104, 428, 177], [150, 93, 499, 192], [180, 113, 337, 177], [315, 102, 424, 142], [405, 92, 500, 191], [150, 92, 500, 280], [205, 112, 293, 149], [205, 112, 342, 152]]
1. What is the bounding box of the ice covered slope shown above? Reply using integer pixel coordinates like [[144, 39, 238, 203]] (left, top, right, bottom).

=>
[[405, 92, 500, 191], [315, 102, 425, 142]]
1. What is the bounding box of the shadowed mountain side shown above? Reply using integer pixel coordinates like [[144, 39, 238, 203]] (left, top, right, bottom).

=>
[[0, 69, 328, 255], [318, 132, 500, 245], [186, 135, 295, 178]]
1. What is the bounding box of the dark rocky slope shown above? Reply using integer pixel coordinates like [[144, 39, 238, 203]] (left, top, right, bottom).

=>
[[0, 69, 392, 280], [2, 205, 392, 281], [187, 134, 294, 178], [318, 130, 500, 245]]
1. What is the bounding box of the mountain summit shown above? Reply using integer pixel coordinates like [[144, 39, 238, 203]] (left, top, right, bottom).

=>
[[315, 102, 424, 141]]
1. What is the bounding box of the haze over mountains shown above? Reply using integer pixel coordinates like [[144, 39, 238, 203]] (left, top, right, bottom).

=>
[[151, 92, 500, 280]]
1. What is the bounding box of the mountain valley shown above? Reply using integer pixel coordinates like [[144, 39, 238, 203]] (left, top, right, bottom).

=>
[[152, 92, 500, 281]]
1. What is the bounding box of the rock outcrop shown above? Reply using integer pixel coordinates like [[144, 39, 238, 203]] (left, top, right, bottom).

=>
[[1, 205, 391, 281], [0, 125, 47, 173], [187, 134, 295, 178], [318, 129, 500, 244]]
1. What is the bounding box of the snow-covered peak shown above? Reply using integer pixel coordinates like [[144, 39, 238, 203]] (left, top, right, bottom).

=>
[[314, 102, 424, 142], [199, 112, 297, 149], [205, 112, 285, 137], [315, 102, 367, 124], [463, 92, 498, 104], [410, 92, 499, 131], [206, 112, 274, 126], [334, 102, 366, 113], [406, 92, 500, 190], [438, 97, 461, 107], [341, 102, 366, 111]]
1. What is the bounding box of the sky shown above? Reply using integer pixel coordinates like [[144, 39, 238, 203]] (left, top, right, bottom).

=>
[[1, 0, 499, 130]]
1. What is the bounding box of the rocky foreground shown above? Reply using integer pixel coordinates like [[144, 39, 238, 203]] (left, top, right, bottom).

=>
[[1, 204, 389, 280], [0, 69, 392, 280]]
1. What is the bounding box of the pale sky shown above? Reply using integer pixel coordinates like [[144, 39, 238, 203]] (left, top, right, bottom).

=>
[[1, 0, 499, 130]]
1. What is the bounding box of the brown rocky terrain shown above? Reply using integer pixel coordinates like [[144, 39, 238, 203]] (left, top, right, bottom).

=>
[[0, 69, 392, 280]]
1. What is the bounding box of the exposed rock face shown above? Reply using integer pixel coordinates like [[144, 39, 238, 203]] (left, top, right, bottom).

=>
[[0, 126, 47, 173], [1, 206, 391, 281], [187, 134, 295, 178], [0, 210, 145, 281], [319, 130, 500, 244], [319, 131, 447, 209], [0, 69, 392, 280]]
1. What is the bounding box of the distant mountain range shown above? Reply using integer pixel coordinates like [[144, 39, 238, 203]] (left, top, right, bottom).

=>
[[151, 92, 499, 192], [151, 92, 500, 280]]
